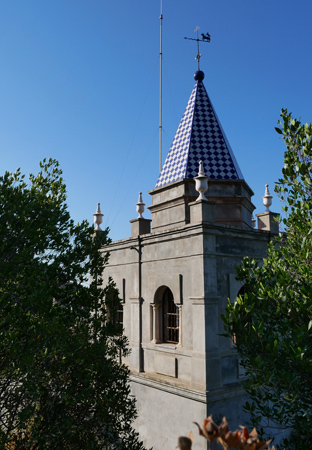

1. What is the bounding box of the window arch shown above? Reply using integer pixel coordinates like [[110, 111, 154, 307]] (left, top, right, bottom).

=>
[[162, 287, 179, 344], [151, 285, 181, 346], [232, 284, 249, 346], [237, 285, 248, 297], [105, 287, 123, 336]]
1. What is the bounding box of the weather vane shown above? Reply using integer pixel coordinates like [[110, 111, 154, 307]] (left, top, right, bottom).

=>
[[184, 26, 211, 70]]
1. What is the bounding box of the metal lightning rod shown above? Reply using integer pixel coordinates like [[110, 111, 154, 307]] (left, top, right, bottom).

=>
[[159, 0, 163, 172]]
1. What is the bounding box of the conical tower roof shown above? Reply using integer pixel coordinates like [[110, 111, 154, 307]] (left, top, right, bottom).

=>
[[155, 71, 243, 188]]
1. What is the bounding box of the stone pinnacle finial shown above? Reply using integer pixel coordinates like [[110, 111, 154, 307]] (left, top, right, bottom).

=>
[[262, 184, 273, 212], [93, 202, 104, 232], [136, 192, 145, 218], [194, 160, 209, 201], [198, 160, 205, 176]]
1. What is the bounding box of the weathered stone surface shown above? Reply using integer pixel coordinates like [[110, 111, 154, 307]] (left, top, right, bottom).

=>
[[155, 353, 177, 377], [130, 217, 152, 237], [102, 185, 273, 449], [257, 211, 280, 234]]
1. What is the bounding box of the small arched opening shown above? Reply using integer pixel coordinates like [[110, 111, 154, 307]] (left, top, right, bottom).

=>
[[162, 287, 179, 344], [231, 284, 248, 346], [152, 286, 180, 345], [105, 287, 123, 336]]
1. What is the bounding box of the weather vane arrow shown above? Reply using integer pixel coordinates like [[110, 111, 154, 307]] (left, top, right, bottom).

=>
[[184, 26, 211, 70]]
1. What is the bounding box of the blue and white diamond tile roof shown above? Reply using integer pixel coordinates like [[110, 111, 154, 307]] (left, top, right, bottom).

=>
[[155, 77, 244, 188]]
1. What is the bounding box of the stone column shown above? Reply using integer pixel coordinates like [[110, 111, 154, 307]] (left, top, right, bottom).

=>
[[130, 192, 152, 237], [177, 304, 182, 347], [256, 211, 280, 234], [256, 184, 280, 234], [151, 303, 160, 343], [130, 218, 151, 237], [189, 199, 215, 224]]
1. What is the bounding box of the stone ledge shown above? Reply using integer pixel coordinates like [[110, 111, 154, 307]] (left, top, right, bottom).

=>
[[130, 372, 246, 403], [190, 297, 221, 305], [130, 373, 207, 403]]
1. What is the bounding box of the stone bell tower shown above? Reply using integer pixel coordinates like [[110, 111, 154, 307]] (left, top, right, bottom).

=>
[[100, 69, 279, 450]]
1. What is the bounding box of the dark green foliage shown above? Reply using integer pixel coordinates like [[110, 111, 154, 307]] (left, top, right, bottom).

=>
[[222, 110, 312, 449], [0, 159, 145, 450]]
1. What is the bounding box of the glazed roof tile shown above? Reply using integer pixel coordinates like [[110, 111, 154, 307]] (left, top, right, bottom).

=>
[[155, 75, 244, 188]]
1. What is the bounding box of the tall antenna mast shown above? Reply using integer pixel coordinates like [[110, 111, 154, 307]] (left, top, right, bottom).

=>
[[159, 0, 163, 172]]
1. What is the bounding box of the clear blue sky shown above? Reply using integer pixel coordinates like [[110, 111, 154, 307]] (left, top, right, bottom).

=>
[[1, 1, 311, 241]]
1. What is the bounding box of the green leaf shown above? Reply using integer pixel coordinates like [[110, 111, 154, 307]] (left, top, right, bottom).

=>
[[222, 111, 312, 448], [0, 159, 145, 450]]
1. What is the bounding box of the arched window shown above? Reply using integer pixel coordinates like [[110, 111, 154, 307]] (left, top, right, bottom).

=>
[[105, 287, 123, 336], [232, 284, 249, 345], [162, 288, 179, 344], [237, 285, 248, 297]]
